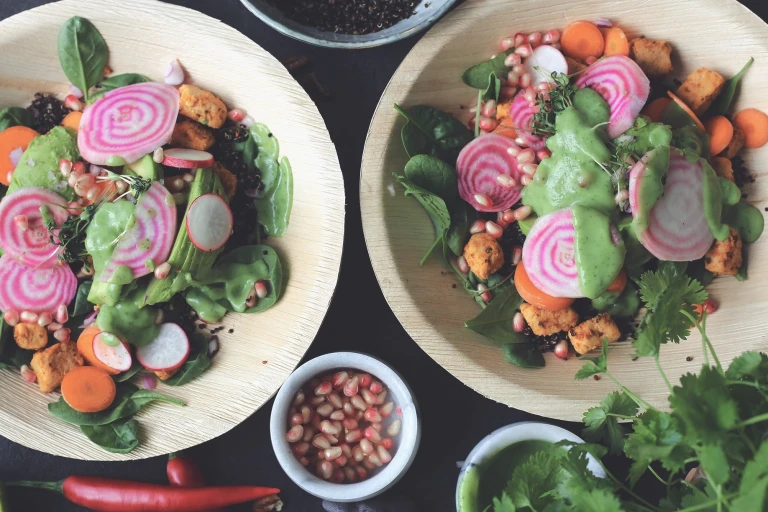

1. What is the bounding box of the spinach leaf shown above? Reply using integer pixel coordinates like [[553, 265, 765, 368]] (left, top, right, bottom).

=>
[[465, 285, 526, 344], [462, 50, 513, 95], [70, 280, 94, 317], [114, 361, 142, 383], [89, 73, 151, 103], [249, 123, 293, 238], [483, 72, 503, 102], [0, 318, 12, 370], [164, 333, 211, 386], [446, 202, 476, 257], [57, 17, 108, 102], [394, 104, 473, 164], [709, 57, 754, 116], [80, 418, 139, 454], [394, 173, 451, 264], [404, 155, 459, 208], [0, 107, 34, 132], [504, 343, 545, 369], [0, 317, 33, 369]]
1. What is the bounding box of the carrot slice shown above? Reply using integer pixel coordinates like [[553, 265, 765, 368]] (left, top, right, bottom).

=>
[[61, 111, 83, 132], [0, 126, 39, 186], [704, 116, 734, 156], [61, 366, 117, 413], [492, 118, 518, 140], [641, 98, 671, 123], [733, 108, 768, 149], [77, 325, 121, 376], [606, 269, 628, 294], [514, 261, 575, 311], [667, 91, 705, 131], [603, 27, 629, 57], [561, 21, 605, 61]]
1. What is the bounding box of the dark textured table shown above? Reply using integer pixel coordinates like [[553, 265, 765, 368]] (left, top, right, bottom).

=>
[[1, 1, 766, 511]]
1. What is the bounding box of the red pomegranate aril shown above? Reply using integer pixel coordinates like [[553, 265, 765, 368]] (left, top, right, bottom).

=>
[[513, 312, 526, 333], [702, 299, 718, 315], [363, 458, 376, 470], [377, 445, 393, 463], [320, 420, 340, 436], [380, 401, 395, 418], [286, 425, 304, 443], [325, 433, 339, 444], [312, 434, 331, 450], [470, 219, 487, 234], [339, 443, 353, 458], [504, 53, 522, 67], [345, 429, 363, 443], [514, 43, 533, 58], [356, 466, 368, 480], [343, 402, 355, 417], [502, 209, 516, 223], [474, 193, 493, 208], [512, 246, 523, 265], [371, 422, 383, 433], [537, 149, 552, 161], [344, 467, 358, 482], [315, 381, 333, 396], [352, 444, 365, 462], [518, 148, 536, 164], [324, 447, 343, 461], [364, 408, 382, 423], [330, 410, 345, 421], [380, 438, 394, 450], [332, 371, 349, 388], [334, 455, 348, 467], [485, 221, 503, 239], [554, 340, 569, 359], [360, 388, 377, 405], [290, 413, 303, 426], [514, 205, 533, 221], [343, 418, 359, 430], [387, 419, 402, 437], [543, 29, 561, 44], [368, 453, 384, 467], [369, 380, 384, 394], [300, 405, 312, 423], [328, 391, 343, 409], [479, 117, 499, 132], [293, 442, 310, 457], [344, 376, 360, 397], [376, 390, 388, 405], [303, 425, 316, 442], [360, 438, 375, 455], [299, 457, 310, 467], [513, 32, 527, 46], [317, 460, 334, 480], [311, 413, 322, 428], [358, 373, 372, 388], [528, 31, 542, 46], [331, 468, 345, 483], [309, 395, 326, 406], [364, 427, 382, 443], [317, 403, 335, 417], [351, 395, 367, 411]]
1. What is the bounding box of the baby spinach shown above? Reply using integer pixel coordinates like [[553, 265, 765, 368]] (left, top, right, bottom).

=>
[[113, 361, 142, 383], [249, 124, 293, 238], [394, 104, 473, 164], [89, 73, 151, 103], [0, 318, 33, 369], [464, 285, 527, 346], [164, 333, 211, 386], [394, 173, 451, 264], [80, 418, 139, 454], [57, 16, 108, 102], [504, 343, 545, 369], [404, 155, 459, 208], [709, 57, 754, 116], [0, 318, 11, 370], [462, 50, 513, 99], [69, 280, 94, 318], [0, 107, 34, 132], [446, 202, 476, 257]]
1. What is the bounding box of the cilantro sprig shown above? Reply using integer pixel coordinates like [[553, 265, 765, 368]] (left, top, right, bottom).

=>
[[531, 72, 579, 138]]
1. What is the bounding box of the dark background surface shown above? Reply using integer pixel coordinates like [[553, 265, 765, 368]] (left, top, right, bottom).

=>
[[0, 1, 766, 511]]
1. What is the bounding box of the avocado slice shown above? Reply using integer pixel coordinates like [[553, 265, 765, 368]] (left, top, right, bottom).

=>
[[126, 154, 162, 180]]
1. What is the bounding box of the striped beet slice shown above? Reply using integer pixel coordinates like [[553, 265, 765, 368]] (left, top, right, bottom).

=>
[[456, 134, 526, 212], [509, 91, 547, 151], [576, 55, 650, 138], [78, 82, 180, 165], [0, 254, 77, 314]]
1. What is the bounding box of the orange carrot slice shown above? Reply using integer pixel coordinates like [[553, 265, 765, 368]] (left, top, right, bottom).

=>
[[667, 91, 705, 131], [77, 325, 120, 376], [733, 108, 768, 149], [704, 116, 734, 156], [61, 111, 83, 132], [0, 126, 39, 185], [561, 21, 605, 61], [61, 366, 117, 413], [492, 118, 518, 140], [606, 269, 628, 294], [603, 27, 629, 57], [641, 98, 671, 123], [514, 262, 575, 312]]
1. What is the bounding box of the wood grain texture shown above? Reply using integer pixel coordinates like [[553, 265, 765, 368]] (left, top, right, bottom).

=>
[[361, 0, 768, 421], [0, 0, 344, 460]]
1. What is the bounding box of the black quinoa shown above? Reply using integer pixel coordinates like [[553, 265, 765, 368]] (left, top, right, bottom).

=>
[[731, 156, 755, 190], [274, 0, 418, 35], [28, 93, 71, 134], [523, 324, 567, 353]]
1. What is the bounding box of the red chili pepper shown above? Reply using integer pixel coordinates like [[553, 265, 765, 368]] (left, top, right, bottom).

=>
[[8, 477, 279, 512], [167, 452, 224, 512]]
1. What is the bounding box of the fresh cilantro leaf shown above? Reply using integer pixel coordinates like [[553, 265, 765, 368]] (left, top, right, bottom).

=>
[[697, 443, 730, 486], [624, 409, 690, 486], [553, 442, 616, 507], [575, 339, 610, 380], [679, 480, 719, 511], [567, 488, 624, 512], [506, 449, 563, 511], [582, 391, 639, 454], [490, 492, 517, 512], [726, 352, 768, 383], [730, 441, 768, 512]]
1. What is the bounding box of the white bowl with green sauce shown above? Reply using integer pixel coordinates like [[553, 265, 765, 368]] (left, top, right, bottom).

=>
[[456, 422, 605, 511]]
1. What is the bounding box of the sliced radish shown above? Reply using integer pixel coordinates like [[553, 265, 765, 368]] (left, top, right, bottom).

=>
[[635, 152, 714, 261], [524, 45, 568, 85], [522, 208, 582, 298], [162, 149, 215, 169], [98, 182, 177, 283], [79, 82, 180, 165], [509, 91, 547, 151], [0, 188, 69, 268], [136, 323, 191, 372], [186, 193, 233, 252], [0, 254, 77, 314], [93, 333, 133, 372], [575, 55, 650, 138]]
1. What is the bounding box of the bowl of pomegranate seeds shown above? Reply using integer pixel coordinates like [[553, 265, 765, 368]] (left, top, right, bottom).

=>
[[270, 352, 420, 501]]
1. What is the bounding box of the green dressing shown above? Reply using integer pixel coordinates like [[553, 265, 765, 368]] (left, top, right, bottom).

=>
[[621, 117, 673, 154], [592, 285, 640, 318], [7, 126, 79, 201], [95, 287, 159, 347], [723, 202, 765, 243], [572, 205, 626, 299], [630, 145, 670, 235], [701, 160, 729, 241], [85, 201, 135, 305], [719, 178, 742, 207]]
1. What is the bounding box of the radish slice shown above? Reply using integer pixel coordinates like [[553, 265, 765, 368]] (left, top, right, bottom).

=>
[[456, 134, 526, 212], [575, 55, 650, 138], [635, 152, 714, 261], [162, 149, 215, 169], [509, 91, 547, 151], [9, 147, 24, 168], [522, 208, 582, 298], [524, 45, 568, 85], [136, 323, 190, 371], [93, 333, 133, 372], [186, 194, 233, 252], [0, 188, 69, 268], [0, 254, 77, 314], [98, 182, 177, 283], [78, 82, 180, 165]]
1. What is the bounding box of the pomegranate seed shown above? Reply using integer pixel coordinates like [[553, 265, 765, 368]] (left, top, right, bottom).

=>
[[340, 443, 352, 458], [300, 405, 312, 424], [543, 29, 560, 44], [512, 246, 522, 265], [333, 419, 343, 432], [154, 262, 171, 280], [317, 460, 333, 480], [20, 365, 36, 383], [377, 445, 393, 463], [364, 408, 382, 423], [290, 413, 303, 426], [380, 438, 394, 450], [343, 376, 359, 396], [361, 388, 378, 405], [360, 438, 375, 455], [311, 413, 322, 428], [470, 219, 487, 235], [368, 452, 384, 467], [324, 447, 342, 461], [585, 56, 598, 65], [554, 340, 569, 359], [482, 100, 497, 118], [20, 311, 38, 324], [521, 163, 538, 176], [512, 63, 526, 75], [13, 215, 29, 231], [334, 455, 348, 467], [528, 32, 542, 46], [376, 390, 388, 405], [368, 380, 384, 394], [479, 116, 498, 132], [456, 256, 470, 275], [344, 466, 357, 482], [535, 81, 552, 94], [513, 33, 527, 46], [254, 280, 269, 299], [387, 419, 402, 437], [496, 174, 517, 189], [355, 466, 368, 479], [504, 53, 522, 67], [551, 42, 561, 50], [59, 158, 73, 177], [521, 175, 532, 186], [363, 458, 376, 470], [312, 434, 331, 450], [303, 425, 316, 442], [514, 43, 533, 58], [485, 221, 503, 239], [519, 72, 532, 89], [615, 189, 629, 204], [352, 445, 365, 462], [33, 311, 51, 327], [343, 402, 355, 417], [358, 373, 372, 388], [47, 322, 63, 332], [152, 147, 164, 163], [3, 310, 19, 327], [309, 395, 326, 406], [84, 186, 100, 202], [64, 94, 83, 111], [537, 149, 552, 161], [317, 403, 334, 417], [332, 371, 349, 388], [345, 429, 363, 443], [315, 381, 332, 396], [500, 37, 515, 51], [518, 148, 536, 164], [513, 312, 528, 334], [320, 420, 340, 435], [343, 418, 359, 430], [299, 457, 309, 467], [364, 427, 382, 443], [380, 402, 395, 418], [55, 304, 69, 325], [474, 194, 493, 208], [514, 205, 533, 221], [330, 410, 345, 421], [500, 210, 515, 224], [351, 395, 367, 411], [72, 161, 86, 175], [331, 468, 345, 483], [285, 425, 304, 443], [293, 442, 310, 457], [228, 108, 247, 123]]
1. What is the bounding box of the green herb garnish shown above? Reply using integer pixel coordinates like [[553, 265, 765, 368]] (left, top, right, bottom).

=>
[[49, 203, 98, 263], [531, 72, 579, 138], [98, 170, 151, 202]]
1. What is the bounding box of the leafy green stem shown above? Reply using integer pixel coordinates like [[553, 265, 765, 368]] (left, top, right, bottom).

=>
[[605, 371, 652, 410], [594, 459, 660, 511], [734, 412, 768, 428], [681, 310, 722, 374], [474, 89, 482, 138], [655, 355, 672, 393], [420, 236, 442, 266], [647, 465, 667, 486], [676, 495, 738, 512]]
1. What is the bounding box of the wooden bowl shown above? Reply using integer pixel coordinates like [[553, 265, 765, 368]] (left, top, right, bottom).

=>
[[361, 0, 768, 421], [0, 0, 344, 460]]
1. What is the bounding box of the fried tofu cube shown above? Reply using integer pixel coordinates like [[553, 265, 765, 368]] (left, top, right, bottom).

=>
[[178, 84, 228, 129], [171, 118, 216, 151], [463, 233, 504, 280], [566, 56, 587, 75], [520, 303, 579, 336], [674, 68, 726, 115], [155, 369, 179, 381], [30, 342, 83, 393], [629, 38, 673, 77], [710, 157, 734, 182], [568, 313, 621, 355], [705, 228, 742, 275], [13, 323, 48, 350], [214, 162, 237, 200], [720, 127, 746, 159]]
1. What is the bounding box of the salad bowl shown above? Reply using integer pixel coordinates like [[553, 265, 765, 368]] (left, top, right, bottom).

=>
[[0, 0, 344, 460], [360, 0, 768, 420]]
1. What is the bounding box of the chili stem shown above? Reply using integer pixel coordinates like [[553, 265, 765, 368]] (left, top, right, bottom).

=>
[[7, 480, 64, 493]]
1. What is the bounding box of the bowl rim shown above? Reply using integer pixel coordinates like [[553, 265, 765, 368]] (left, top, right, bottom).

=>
[[238, 0, 459, 49], [269, 352, 421, 501]]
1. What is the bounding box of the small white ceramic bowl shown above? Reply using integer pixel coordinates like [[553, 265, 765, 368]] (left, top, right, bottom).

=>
[[456, 422, 606, 511], [270, 352, 421, 502]]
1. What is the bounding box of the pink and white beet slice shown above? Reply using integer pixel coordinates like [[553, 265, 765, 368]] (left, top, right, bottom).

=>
[[0, 254, 77, 314], [136, 323, 190, 372], [93, 333, 133, 372], [508, 91, 547, 151]]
